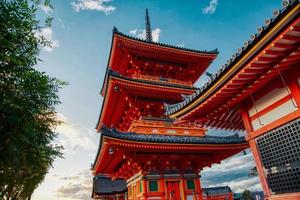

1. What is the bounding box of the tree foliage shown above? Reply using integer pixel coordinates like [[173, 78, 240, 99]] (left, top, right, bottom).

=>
[[242, 189, 252, 200], [0, 0, 64, 199]]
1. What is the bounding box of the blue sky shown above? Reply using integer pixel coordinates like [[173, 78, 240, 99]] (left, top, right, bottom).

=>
[[31, 0, 283, 199]]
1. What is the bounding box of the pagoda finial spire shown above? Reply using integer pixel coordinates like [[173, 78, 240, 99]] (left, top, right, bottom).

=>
[[145, 9, 153, 42]]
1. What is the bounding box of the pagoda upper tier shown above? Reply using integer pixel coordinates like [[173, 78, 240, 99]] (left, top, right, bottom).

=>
[[101, 28, 218, 96]]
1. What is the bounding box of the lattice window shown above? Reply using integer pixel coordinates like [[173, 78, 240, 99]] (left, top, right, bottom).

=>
[[256, 118, 300, 194], [149, 180, 158, 192], [139, 181, 143, 193], [186, 180, 195, 190]]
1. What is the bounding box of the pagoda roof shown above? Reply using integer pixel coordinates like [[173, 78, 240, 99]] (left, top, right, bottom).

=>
[[100, 126, 245, 145], [166, 1, 300, 123], [100, 69, 197, 101], [92, 127, 248, 176]]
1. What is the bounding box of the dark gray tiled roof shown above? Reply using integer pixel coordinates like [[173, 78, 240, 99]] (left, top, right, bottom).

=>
[[203, 186, 232, 195], [113, 27, 219, 55], [92, 175, 127, 196], [101, 126, 246, 144], [233, 191, 264, 200], [165, 0, 300, 116]]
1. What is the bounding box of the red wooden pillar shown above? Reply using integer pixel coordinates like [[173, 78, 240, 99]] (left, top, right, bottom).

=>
[[229, 192, 233, 200], [194, 177, 202, 200], [248, 140, 271, 198], [159, 177, 166, 200], [142, 179, 148, 200], [239, 105, 253, 133], [288, 80, 300, 107], [239, 106, 271, 198]]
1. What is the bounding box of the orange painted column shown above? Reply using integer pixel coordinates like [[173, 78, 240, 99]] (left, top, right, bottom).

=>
[[179, 179, 186, 200], [239, 106, 271, 198], [142, 179, 148, 200]]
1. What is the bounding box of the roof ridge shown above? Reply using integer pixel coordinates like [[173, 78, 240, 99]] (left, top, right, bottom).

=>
[[112, 27, 219, 55]]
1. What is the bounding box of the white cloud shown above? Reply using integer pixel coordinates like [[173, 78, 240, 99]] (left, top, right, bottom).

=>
[[177, 42, 184, 48], [201, 151, 262, 192], [56, 169, 92, 200], [40, 5, 53, 14], [205, 152, 254, 173], [32, 113, 99, 200], [129, 29, 137, 35], [152, 28, 161, 42], [203, 0, 218, 14], [129, 28, 161, 42], [129, 29, 141, 37], [35, 27, 59, 52], [33, 168, 93, 200], [56, 113, 97, 152], [71, 0, 116, 15]]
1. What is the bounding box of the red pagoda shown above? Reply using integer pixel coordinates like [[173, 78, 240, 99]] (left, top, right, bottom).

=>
[[168, 1, 300, 200], [92, 10, 248, 200]]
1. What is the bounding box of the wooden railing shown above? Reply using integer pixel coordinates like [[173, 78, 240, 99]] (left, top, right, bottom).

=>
[[131, 74, 193, 87]]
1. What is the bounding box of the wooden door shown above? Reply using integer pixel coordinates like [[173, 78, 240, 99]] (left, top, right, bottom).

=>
[[166, 181, 181, 200]]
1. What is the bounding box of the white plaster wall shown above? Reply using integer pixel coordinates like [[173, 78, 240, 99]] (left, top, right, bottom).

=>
[[251, 99, 297, 130], [248, 87, 290, 117]]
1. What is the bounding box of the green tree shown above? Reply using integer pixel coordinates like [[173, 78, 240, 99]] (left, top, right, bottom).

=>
[[242, 189, 252, 200], [0, 0, 64, 199]]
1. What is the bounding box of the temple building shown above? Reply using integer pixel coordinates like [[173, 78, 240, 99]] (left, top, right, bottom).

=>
[[202, 186, 233, 200], [92, 9, 248, 200], [167, 1, 300, 200], [92, 175, 127, 199]]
